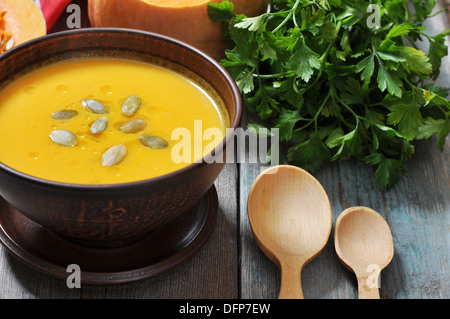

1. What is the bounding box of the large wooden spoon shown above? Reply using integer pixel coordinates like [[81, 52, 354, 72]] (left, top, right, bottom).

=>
[[247, 165, 332, 299], [334, 206, 394, 299]]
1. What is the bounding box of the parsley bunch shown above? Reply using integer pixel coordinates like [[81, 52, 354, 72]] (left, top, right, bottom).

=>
[[208, 0, 450, 189]]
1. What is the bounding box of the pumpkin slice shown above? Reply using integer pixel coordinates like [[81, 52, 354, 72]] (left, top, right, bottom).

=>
[[88, 0, 269, 60], [0, 0, 46, 53]]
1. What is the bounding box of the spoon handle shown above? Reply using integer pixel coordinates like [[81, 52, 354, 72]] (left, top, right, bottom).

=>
[[278, 259, 304, 299], [357, 276, 380, 299]]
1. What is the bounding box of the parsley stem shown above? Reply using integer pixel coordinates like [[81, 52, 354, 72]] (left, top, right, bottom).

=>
[[314, 91, 331, 121], [332, 99, 355, 129], [272, 0, 301, 33], [299, 21, 342, 96], [300, 71, 322, 95], [416, 31, 433, 41], [320, 21, 342, 63], [294, 91, 331, 132], [405, 34, 419, 49], [427, 7, 447, 18], [331, 85, 364, 126], [253, 71, 295, 79], [405, 78, 449, 120]]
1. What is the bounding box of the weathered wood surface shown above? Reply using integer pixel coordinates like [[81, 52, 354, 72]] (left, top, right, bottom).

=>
[[0, 1, 448, 299], [239, 137, 449, 299]]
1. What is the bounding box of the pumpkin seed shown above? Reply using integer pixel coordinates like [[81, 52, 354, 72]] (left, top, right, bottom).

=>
[[82, 99, 108, 114], [5, 37, 14, 51], [119, 119, 147, 133], [90, 116, 108, 135], [101, 144, 127, 166], [50, 130, 77, 146], [122, 95, 141, 116], [139, 135, 168, 149], [52, 109, 78, 120]]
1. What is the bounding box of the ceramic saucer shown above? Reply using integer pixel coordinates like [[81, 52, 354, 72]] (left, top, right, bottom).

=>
[[0, 186, 218, 285]]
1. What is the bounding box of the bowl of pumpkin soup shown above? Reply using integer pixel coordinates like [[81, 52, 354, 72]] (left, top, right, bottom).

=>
[[0, 29, 242, 247]]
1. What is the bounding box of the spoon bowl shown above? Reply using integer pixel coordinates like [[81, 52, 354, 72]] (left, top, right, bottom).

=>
[[334, 206, 394, 299], [247, 165, 332, 299]]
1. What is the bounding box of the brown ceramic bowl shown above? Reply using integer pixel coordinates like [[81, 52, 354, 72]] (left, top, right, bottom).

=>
[[0, 28, 242, 247]]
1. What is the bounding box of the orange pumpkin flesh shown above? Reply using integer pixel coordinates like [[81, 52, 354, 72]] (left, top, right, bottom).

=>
[[88, 0, 269, 60], [0, 11, 12, 53], [0, 0, 46, 53]]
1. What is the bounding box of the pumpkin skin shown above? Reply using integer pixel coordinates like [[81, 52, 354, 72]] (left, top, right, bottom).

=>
[[87, 0, 269, 60], [0, 0, 46, 53]]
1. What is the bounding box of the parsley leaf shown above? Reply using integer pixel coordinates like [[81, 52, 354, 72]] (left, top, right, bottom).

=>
[[376, 58, 403, 98], [274, 108, 304, 141], [387, 97, 424, 140], [417, 117, 450, 151], [400, 46, 433, 75], [207, 1, 234, 22], [287, 133, 331, 173], [208, 0, 450, 189], [365, 154, 405, 189], [428, 29, 450, 79], [288, 29, 322, 82]]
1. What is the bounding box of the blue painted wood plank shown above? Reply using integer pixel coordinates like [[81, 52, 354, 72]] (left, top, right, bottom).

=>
[[239, 136, 449, 299]]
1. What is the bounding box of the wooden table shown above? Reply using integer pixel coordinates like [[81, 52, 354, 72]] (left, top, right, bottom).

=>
[[0, 1, 448, 299]]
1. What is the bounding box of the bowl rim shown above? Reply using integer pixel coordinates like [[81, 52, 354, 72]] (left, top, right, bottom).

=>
[[0, 28, 242, 190]]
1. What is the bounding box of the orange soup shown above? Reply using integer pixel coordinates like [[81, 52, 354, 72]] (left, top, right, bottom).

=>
[[0, 58, 228, 184]]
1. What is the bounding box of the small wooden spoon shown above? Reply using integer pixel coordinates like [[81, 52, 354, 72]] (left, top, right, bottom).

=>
[[247, 165, 332, 299], [334, 206, 394, 299]]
